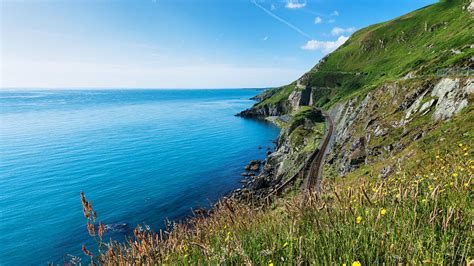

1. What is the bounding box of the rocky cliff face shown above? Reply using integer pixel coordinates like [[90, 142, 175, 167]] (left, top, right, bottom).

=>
[[327, 77, 473, 177], [237, 0, 473, 192]]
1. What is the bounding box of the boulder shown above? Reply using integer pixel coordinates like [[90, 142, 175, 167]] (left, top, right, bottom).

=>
[[245, 160, 261, 171]]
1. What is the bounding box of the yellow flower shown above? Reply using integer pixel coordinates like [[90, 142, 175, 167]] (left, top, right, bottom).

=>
[[464, 153, 469, 156], [343, 264, 347, 266], [452, 173, 458, 177], [464, 183, 469, 187], [225, 231, 231, 242], [463, 147, 468, 151], [459, 143, 463, 147], [356, 216, 362, 224], [435, 155, 440, 159], [268, 260, 274, 266], [283, 242, 289, 248], [380, 208, 387, 215], [421, 199, 427, 203], [352, 261, 362, 266]]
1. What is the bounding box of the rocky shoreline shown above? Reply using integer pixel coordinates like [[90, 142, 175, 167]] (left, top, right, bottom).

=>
[[223, 113, 288, 204]]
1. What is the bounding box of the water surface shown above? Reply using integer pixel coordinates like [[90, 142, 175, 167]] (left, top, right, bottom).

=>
[[0, 89, 279, 265]]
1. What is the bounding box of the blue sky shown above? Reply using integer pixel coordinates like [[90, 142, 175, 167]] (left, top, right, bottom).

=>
[[1, 0, 436, 89]]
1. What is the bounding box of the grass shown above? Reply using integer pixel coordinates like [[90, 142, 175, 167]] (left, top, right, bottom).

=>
[[66, 1, 474, 264], [251, 0, 473, 111], [76, 142, 472, 265]]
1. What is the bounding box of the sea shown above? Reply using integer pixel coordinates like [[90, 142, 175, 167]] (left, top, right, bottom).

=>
[[0, 89, 280, 265]]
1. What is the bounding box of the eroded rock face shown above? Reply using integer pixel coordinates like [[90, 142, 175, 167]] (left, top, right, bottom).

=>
[[288, 86, 312, 111], [468, 0, 474, 14], [432, 78, 472, 120], [327, 77, 472, 177], [236, 102, 287, 118]]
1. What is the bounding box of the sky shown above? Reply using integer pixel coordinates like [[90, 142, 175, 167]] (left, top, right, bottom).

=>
[[1, 0, 437, 89]]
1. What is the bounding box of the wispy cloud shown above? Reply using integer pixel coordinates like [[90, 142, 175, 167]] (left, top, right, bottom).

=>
[[331, 27, 356, 36], [285, 0, 306, 9], [314, 16, 322, 24], [301, 35, 349, 53], [270, 4, 276, 10], [331, 10, 339, 16], [263, 36, 269, 41], [251, 0, 312, 39]]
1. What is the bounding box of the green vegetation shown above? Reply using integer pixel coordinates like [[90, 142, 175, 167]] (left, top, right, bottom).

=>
[[256, 83, 295, 108], [254, 0, 473, 111], [72, 1, 474, 264], [78, 136, 472, 264]]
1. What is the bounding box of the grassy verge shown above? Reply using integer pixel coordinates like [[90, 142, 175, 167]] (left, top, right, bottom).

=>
[[77, 141, 472, 265]]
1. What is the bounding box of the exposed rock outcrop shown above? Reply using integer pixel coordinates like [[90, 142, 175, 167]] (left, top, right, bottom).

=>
[[327, 77, 472, 176]]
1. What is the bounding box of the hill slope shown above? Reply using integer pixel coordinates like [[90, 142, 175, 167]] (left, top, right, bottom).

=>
[[74, 1, 473, 264]]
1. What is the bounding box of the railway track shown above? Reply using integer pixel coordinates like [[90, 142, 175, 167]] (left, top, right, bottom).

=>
[[304, 110, 333, 193], [264, 108, 334, 201]]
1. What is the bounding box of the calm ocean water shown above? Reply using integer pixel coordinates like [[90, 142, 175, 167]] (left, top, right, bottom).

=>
[[0, 89, 279, 265]]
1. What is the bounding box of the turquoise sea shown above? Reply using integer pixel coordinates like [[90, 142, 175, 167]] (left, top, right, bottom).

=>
[[0, 89, 279, 265]]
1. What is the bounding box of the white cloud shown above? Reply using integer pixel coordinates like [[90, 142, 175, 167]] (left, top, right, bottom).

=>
[[263, 36, 269, 41], [301, 35, 349, 53], [314, 16, 322, 24], [270, 4, 276, 10], [331, 27, 355, 36], [328, 19, 336, 23], [331, 10, 339, 16], [285, 0, 306, 9]]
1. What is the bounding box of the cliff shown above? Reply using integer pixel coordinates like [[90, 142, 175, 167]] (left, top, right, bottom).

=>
[[239, 0, 473, 190], [76, 1, 474, 264]]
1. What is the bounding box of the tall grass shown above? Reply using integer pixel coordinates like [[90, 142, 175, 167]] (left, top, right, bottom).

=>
[[77, 144, 472, 265]]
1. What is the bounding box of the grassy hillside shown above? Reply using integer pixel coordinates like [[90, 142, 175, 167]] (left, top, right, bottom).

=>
[[78, 114, 473, 264], [72, 1, 473, 264], [256, 0, 473, 110]]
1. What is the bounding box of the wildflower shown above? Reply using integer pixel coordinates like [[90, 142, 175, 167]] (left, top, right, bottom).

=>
[[82, 245, 93, 257], [463, 147, 468, 151], [380, 208, 387, 215], [352, 261, 362, 266], [464, 153, 469, 156], [343, 264, 347, 266], [435, 155, 440, 159], [356, 216, 362, 224], [98, 221, 105, 238], [225, 231, 231, 242], [184, 254, 188, 259], [87, 222, 96, 236], [452, 173, 458, 177], [464, 183, 469, 187], [268, 259, 274, 266], [459, 143, 463, 147], [396, 193, 401, 199], [283, 242, 289, 248]]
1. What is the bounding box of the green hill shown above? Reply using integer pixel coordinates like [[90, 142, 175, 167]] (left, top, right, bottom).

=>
[[255, 0, 473, 109], [74, 1, 473, 264]]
